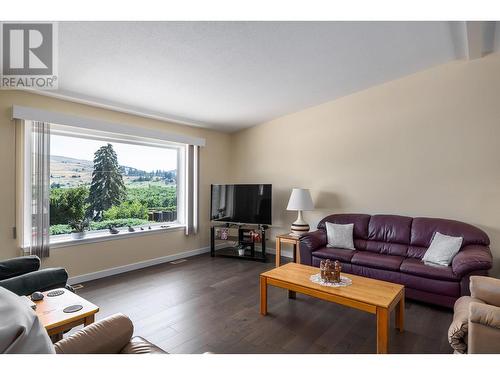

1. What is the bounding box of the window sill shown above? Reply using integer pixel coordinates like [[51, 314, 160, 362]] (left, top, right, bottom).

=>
[[49, 224, 186, 249]]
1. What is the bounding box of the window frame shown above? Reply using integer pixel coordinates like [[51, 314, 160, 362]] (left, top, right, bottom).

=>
[[22, 122, 187, 248]]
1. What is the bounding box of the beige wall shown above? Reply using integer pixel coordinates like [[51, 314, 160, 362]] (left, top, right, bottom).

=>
[[2, 53, 500, 279], [0, 91, 231, 277], [230, 53, 500, 277]]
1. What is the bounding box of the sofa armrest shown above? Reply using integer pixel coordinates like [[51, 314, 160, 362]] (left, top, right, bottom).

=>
[[0, 267, 68, 296], [452, 245, 492, 278], [448, 296, 482, 354], [54, 313, 134, 354], [470, 301, 500, 329], [468, 302, 500, 354], [0, 256, 40, 281], [470, 276, 500, 307], [299, 230, 327, 266], [120, 336, 167, 354]]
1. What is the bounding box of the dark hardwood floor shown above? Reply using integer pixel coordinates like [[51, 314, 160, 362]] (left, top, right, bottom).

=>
[[74, 254, 453, 354]]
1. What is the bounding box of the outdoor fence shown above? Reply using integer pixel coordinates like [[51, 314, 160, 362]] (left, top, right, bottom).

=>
[[148, 210, 177, 222]]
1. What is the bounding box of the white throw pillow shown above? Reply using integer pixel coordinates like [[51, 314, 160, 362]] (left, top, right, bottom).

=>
[[422, 232, 463, 267], [325, 222, 355, 250]]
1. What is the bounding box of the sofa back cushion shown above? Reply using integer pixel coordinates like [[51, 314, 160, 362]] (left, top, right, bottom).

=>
[[317, 213, 489, 260], [317, 214, 370, 239], [410, 217, 489, 248], [365, 215, 412, 256]]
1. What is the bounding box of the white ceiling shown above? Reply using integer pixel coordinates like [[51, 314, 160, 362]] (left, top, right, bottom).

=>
[[55, 21, 499, 132]]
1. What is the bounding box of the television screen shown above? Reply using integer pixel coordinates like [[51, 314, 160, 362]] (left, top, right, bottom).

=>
[[210, 184, 272, 225]]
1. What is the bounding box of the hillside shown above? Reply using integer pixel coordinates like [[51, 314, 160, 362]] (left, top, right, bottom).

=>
[[50, 155, 176, 188]]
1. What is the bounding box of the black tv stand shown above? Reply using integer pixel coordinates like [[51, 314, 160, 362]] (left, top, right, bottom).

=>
[[210, 223, 267, 262]]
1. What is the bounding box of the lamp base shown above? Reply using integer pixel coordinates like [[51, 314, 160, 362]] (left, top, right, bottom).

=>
[[290, 210, 310, 235], [290, 223, 310, 235]]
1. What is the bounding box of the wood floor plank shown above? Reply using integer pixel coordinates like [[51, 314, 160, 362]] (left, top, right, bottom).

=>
[[74, 254, 453, 354]]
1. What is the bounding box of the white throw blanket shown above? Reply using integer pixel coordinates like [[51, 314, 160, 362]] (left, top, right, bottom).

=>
[[0, 287, 54, 354]]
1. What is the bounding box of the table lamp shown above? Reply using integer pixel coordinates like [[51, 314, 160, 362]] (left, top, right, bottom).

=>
[[286, 188, 314, 235]]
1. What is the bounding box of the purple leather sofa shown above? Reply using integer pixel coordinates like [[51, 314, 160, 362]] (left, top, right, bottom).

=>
[[299, 214, 493, 308]]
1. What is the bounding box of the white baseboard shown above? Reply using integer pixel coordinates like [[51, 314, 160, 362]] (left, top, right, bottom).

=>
[[67, 244, 294, 285], [68, 246, 211, 285]]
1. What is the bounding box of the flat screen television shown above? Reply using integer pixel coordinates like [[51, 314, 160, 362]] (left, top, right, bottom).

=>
[[210, 184, 272, 225]]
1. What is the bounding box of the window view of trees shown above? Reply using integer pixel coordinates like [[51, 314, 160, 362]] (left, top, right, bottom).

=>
[[88, 144, 126, 219], [49, 139, 178, 236]]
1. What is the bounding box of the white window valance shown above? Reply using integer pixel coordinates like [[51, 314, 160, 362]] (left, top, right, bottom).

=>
[[12, 105, 206, 147]]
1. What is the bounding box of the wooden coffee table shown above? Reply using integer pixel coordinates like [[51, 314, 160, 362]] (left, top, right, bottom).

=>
[[29, 288, 99, 342], [259, 263, 405, 354]]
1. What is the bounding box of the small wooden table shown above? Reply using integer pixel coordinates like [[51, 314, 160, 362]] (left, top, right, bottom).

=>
[[275, 233, 302, 267], [259, 263, 405, 354], [30, 288, 99, 342]]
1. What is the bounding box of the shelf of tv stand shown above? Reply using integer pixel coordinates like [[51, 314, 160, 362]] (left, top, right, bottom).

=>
[[214, 235, 238, 242], [215, 236, 255, 244], [210, 224, 268, 263], [214, 247, 266, 262]]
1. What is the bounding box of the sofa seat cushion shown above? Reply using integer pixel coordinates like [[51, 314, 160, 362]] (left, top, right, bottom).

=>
[[351, 252, 404, 271], [351, 264, 401, 284], [400, 258, 459, 281], [401, 273, 460, 297], [312, 247, 356, 263]]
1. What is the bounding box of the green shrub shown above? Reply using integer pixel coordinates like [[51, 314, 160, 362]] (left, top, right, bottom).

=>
[[50, 187, 90, 225], [49, 185, 176, 231], [126, 186, 176, 209], [148, 206, 176, 212], [89, 218, 149, 230], [50, 218, 150, 235], [50, 224, 72, 235], [103, 200, 148, 220]]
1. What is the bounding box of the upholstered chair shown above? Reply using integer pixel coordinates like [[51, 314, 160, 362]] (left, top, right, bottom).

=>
[[0, 256, 69, 296], [448, 276, 500, 354], [54, 313, 166, 354], [0, 285, 165, 354]]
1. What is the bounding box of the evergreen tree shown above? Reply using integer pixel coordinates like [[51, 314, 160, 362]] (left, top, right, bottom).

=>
[[88, 144, 126, 219]]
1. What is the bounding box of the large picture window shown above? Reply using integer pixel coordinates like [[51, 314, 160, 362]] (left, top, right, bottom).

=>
[[49, 132, 182, 243], [14, 106, 202, 253], [46, 128, 185, 244]]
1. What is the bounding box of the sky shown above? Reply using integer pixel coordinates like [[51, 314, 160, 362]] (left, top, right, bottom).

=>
[[51, 134, 178, 172]]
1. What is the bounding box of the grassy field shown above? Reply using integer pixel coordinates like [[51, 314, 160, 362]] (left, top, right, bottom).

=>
[[50, 155, 175, 188]]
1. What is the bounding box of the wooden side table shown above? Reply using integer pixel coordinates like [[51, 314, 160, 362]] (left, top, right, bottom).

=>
[[275, 233, 302, 268], [29, 288, 99, 342]]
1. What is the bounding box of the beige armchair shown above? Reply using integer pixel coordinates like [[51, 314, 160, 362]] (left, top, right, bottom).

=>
[[448, 276, 500, 354], [54, 313, 166, 354]]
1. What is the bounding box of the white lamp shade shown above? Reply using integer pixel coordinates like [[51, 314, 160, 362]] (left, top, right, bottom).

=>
[[286, 188, 314, 211]]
